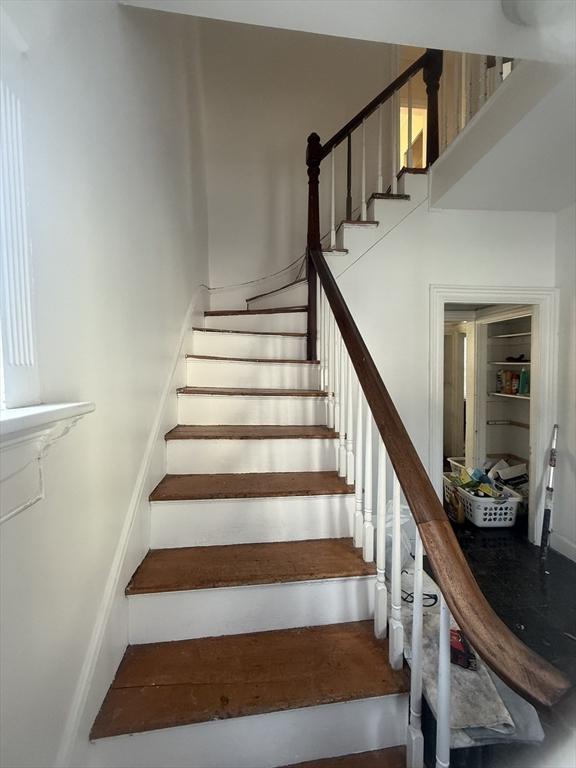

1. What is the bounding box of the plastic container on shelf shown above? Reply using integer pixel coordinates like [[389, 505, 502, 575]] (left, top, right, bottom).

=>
[[456, 486, 522, 528]]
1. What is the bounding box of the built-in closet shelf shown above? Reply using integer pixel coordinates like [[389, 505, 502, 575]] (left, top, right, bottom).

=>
[[488, 361, 531, 366], [490, 332, 531, 339], [488, 392, 530, 400]]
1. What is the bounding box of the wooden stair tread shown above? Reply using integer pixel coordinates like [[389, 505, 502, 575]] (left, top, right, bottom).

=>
[[126, 538, 375, 594], [186, 354, 318, 364], [90, 622, 409, 739], [165, 425, 336, 440], [283, 746, 406, 768], [177, 386, 327, 397], [149, 471, 354, 501], [205, 306, 307, 316], [191, 327, 306, 337], [338, 220, 379, 226], [368, 192, 410, 201], [247, 278, 307, 303]]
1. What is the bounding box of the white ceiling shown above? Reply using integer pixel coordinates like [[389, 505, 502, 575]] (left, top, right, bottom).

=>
[[121, 0, 576, 62]]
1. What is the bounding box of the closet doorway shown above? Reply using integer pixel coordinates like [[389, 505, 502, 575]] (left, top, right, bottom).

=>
[[429, 286, 559, 545]]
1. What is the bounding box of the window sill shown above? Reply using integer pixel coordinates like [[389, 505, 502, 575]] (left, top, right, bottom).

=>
[[0, 401, 95, 524]]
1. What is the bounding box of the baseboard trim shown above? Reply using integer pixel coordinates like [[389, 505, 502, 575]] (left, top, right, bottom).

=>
[[550, 531, 576, 562], [55, 285, 208, 768]]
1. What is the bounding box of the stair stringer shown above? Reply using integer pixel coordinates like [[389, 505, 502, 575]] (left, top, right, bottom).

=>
[[326, 172, 428, 278]]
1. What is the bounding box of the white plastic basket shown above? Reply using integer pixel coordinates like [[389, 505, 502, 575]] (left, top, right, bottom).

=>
[[456, 486, 522, 528], [447, 457, 466, 475]]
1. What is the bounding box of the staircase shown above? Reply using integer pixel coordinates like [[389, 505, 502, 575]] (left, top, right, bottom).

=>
[[88, 49, 571, 768], [89, 283, 410, 768]]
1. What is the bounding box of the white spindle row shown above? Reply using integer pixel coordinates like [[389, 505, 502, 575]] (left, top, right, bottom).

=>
[[407, 76, 413, 167], [316, 290, 437, 768]]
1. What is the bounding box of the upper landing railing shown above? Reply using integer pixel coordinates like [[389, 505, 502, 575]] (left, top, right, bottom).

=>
[[303, 48, 570, 768]]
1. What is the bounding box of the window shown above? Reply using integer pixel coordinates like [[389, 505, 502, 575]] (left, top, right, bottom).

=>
[[0, 78, 40, 408]]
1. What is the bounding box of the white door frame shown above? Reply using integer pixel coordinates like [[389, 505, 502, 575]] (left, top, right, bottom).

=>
[[429, 285, 559, 544]]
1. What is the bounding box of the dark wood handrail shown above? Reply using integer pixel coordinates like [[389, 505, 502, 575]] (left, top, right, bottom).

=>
[[320, 51, 430, 160], [310, 247, 570, 709]]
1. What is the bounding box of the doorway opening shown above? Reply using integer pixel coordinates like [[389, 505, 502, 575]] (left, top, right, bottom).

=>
[[443, 303, 533, 540], [429, 285, 558, 547]]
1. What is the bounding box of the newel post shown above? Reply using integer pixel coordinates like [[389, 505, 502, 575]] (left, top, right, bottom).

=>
[[423, 49, 443, 167], [306, 132, 322, 361]]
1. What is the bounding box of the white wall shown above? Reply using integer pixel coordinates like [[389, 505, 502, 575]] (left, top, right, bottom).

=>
[[0, 3, 208, 767], [335, 202, 556, 473], [552, 204, 576, 561], [198, 19, 397, 289]]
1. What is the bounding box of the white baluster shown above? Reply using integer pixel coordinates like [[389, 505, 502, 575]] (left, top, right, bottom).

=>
[[338, 338, 347, 477], [361, 119, 367, 221], [436, 595, 451, 768], [327, 312, 335, 429], [391, 44, 400, 192], [442, 66, 448, 152], [334, 322, 341, 452], [467, 54, 473, 124], [346, 356, 354, 484], [391, 91, 398, 193], [374, 439, 387, 638], [330, 148, 336, 249], [363, 408, 374, 562], [318, 283, 323, 379], [478, 55, 486, 111], [354, 387, 364, 548], [377, 103, 383, 194], [321, 290, 328, 393], [496, 56, 503, 85], [407, 77, 413, 167], [458, 53, 466, 132], [389, 470, 404, 670], [406, 531, 424, 768]]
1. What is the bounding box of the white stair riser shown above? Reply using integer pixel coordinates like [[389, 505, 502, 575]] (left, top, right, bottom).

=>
[[186, 358, 319, 389], [247, 282, 308, 311], [204, 312, 307, 333], [178, 393, 327, 426], [188, 330, 306, 360], [166, 438, 337, 474], [87, 694, 409, 768], [397, 172, 428, 202], [128, 576, 375, 643], [367, 198, 415, 230], [336, 224, 379, 253], [150, 494, 354, 548]]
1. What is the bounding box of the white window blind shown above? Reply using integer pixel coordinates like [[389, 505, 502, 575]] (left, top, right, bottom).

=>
[[0, 79, 39, 408]]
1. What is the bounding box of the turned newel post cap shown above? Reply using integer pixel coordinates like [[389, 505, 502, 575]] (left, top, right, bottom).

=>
[[306, 132, 322, 165]]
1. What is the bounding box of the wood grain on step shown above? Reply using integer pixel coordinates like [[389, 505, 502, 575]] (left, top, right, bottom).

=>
[[205, 306, 307, 316], [186, 354, 318, 363], [177, 386, 327, 397], [283, 746, 406, 768], [192, 327, 306, 337], [126, 539, 375, 594], [149, 471, 353, 501], [164, 425, 337, 440], [90, 622, 409, 739]]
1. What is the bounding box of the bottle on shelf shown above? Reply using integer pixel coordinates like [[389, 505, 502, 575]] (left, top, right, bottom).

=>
[[519, 367, 530, 396]]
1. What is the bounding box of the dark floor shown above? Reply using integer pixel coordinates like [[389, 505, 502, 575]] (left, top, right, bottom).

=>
[[424, 517, 576, 768]]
